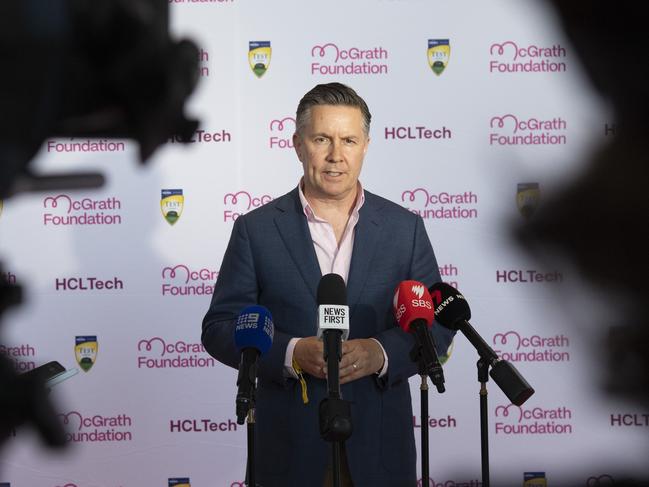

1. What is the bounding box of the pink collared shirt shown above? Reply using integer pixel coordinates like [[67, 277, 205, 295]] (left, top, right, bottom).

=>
[[285, 181, 388, 377]]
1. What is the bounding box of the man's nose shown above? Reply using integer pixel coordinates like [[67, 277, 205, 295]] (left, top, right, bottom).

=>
[[327, 140, 343, 162]]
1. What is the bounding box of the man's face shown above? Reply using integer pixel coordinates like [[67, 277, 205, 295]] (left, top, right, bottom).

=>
[[293, 104, 369, 203]]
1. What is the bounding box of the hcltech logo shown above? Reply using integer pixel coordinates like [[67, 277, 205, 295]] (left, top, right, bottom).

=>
[[524, 472, 547, 486], [517, 183, 540, 219], [427, 39, 450, 75], [168, 479, 190, 487], [161, 189, 184, 225], [249, 41, 271, 78], [75, 336, 98, 372]]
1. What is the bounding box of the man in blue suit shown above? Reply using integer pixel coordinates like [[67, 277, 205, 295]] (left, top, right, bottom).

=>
[[202, 83, 453, 486]]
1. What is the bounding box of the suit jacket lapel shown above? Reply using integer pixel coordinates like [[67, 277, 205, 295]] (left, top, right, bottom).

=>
[[273, 188, 321, 301], [347, 193, 382, 311]]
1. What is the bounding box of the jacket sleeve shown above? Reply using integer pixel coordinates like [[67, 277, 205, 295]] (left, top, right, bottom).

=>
[[201, 215, 293, 387], [373, 215, 455, 388]]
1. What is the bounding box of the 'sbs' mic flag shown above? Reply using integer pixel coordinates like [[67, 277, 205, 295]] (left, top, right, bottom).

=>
[[234, 305, 274, 424], [393, 280, 445, 393], [429, 282, 534, 406]]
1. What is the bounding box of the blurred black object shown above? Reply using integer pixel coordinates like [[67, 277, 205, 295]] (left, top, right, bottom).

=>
[[0, 0, 200, 199], [1, 0, 200, 452], [518, 2, 649, 405]]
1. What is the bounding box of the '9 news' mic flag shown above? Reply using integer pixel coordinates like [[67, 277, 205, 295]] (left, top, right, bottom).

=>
[[234, 305, 274, 424], [429, 282, 534, 406], [393, 280, 445, 393]]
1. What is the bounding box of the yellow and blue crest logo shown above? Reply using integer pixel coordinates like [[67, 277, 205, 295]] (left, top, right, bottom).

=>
[[516, 183, 540, 219], [524, 472, 547, 487], [168, 478, 190, 487], [161, 189, 184, 225], [75, 336, 98, 372], [249, 41, 271, 78], [428, 39, 450, 75]]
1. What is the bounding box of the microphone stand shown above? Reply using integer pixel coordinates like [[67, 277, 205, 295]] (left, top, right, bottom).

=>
[[245, 406, 258, 487], [477, 358, 490, 487], [319, 331, 352, 487], [408, 329, 445, 486]]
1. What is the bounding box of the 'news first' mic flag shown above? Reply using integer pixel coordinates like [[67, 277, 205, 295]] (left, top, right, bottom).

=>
[[317, 273, 350, 340]]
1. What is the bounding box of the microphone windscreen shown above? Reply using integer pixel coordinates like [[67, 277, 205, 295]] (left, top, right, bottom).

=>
[[317, 273, 347, 305], [392, 280, 435, 332], [429, 282, 471, 330], [234, 305, 274, 355]]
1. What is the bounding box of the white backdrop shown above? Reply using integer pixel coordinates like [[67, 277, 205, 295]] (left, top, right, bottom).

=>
[[1, 1, 647, 486]]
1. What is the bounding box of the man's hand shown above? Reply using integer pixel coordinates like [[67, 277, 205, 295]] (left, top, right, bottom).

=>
[[293, 336, 326, 379], [339, 339, 385, 384]]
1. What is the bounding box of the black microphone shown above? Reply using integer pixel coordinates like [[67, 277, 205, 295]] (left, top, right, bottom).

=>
[[234, 305, 274, 425], [317, 273, 350, 398], [429, 282, 535, 406], [316, 273, 352, 443]]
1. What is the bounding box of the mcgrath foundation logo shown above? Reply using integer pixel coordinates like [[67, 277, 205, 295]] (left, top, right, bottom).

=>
[[427, 39, 450, 75], [587, 475, 616, 486], [45, 138, 125, 153], [223, 191, 274, 222], [494, 403, 573, 435], [401, 188, 478, 220], [517, 183, 540, 219], [489, 114, 567, 146], [489, 41, 567, 73], [75, 336, 97, 372], [161, 264, 218, 296], [161, 189, 184, 225], [524, 472, 547, 487], [137, 336, 216, 369], [43, 194, 122, 226], [168, 479, 190, 487], [417, 478, 481, 487], [249, 41, 271, 78], [269, 117, 296, 149], [58, 410, 133, 443], [493, 330, 570, 362], [0, 343, 36, 372], [198, 48, 209, 77], [310, 43, 389, 76], [439, 263, 459, 289]]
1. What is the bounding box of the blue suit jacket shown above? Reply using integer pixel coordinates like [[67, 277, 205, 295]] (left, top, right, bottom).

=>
[[202, 187, 454, 487]]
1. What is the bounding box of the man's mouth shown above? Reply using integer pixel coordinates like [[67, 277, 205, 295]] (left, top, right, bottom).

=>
[[324, 171, 343, 177]]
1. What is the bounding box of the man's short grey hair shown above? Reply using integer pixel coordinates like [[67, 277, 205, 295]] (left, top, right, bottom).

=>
[[295, 82, 372, 136]]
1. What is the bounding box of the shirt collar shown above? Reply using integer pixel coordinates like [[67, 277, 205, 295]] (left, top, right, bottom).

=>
[[298, 178, 365, 221]]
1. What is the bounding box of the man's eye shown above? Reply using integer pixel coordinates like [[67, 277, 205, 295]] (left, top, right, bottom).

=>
[[314, 137, 327, 143], [345, 138, 356, 145]]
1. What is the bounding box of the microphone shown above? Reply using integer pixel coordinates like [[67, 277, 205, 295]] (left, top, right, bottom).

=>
[[429, 282, 534, 406], [316, 273, 353, 443], [234, 305, 274, 425], [317, 273, 349, 397], [393, 280, 445, 393]]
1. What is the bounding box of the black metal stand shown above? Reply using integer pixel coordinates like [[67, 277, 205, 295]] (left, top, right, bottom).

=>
[[409, 339, 445, 486], [245, 408, 257, 487], [477, 358, 490, 487], [419, 372, 430, 485], [319, 331, 352, 487]]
